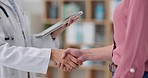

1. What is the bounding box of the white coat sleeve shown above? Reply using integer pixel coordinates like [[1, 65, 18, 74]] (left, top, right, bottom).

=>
[[0, 26, 51, 74], [31, 35, 60, 49]]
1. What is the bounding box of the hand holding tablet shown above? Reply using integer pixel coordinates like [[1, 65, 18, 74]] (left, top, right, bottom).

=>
[[34, 11, 83, 38]]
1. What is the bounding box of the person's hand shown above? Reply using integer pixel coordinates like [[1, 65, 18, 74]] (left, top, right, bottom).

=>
[[51, 49, 81, 71], [51, 16, 80, 39], [54, 54, 81, 72], [62, 48, 86, 62], [56, 48, 86, 71]]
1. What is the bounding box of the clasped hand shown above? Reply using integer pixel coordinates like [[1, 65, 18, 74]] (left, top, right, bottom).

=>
[[51, 48, 84, 71]]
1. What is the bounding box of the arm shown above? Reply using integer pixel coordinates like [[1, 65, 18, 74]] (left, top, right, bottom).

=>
[[31, 20, 72, 49], [0, 44, 79, 73], [59, 45, 112, 71], [114, 0, 148, 78], [0, 19, 79, 74], [62, 45, 113, 62], [81, 45, 113, 61], [32, 16, 79, 49], [0, 41, 51, 74]]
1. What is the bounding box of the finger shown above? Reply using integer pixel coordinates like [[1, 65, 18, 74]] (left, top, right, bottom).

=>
[[68, 54, 82, 66], [66, 55, 79, 68], [64, 63, 73, 70], [78, 56, 86, 62], [67, 67, 73, 72], [62, 53, 66, 59], [78, 61, 83, 65], [67, 17, 73, 26], [64, 59, 78, 70], [74, 16, 80, 21], [54, 62, 57, 66], [61, 66, 66, 71], [65, 67, 72, 72], [72, 16, 80, 23], [70, 56, 80, 65], [75, 60, 83, 65], [60, 64, 64, 69], [61, 22, 67, 28], [62, 64, 66, 69], [70, 58, 80, 68], [62, 67, 68, 72], [57, 62, 61, 67], [67, 60, 78, 69]]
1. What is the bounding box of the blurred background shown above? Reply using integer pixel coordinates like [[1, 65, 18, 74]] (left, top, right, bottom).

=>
[[20, 0, 121, 78]]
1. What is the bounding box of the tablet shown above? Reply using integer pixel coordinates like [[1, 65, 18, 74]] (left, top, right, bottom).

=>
[[34, 11, 83, 38]]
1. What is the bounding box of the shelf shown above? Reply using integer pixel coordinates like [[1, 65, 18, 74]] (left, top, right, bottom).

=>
[[45, 1, 59, 19], [44, 0, 113, 78], [91, 1, 105, 20], [63, 1, 86, 19], [92, 19, 106, 25], [45, 19, 60, 24], [64, 43, 105, 48]]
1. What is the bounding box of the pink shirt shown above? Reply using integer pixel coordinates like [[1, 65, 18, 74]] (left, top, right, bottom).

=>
[[112, 0, 148, 78]]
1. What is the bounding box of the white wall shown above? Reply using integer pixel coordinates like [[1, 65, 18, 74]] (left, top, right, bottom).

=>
[[20, 0, 45, 34]]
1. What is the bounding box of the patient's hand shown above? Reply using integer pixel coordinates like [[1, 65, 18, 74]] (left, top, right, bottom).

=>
[[51, 49, 81, 70]]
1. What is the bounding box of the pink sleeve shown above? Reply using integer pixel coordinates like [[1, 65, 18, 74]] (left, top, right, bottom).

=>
[[113, 0, 148, 78]]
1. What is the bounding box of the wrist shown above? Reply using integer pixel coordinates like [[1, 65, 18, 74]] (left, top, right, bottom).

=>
[[51, 49, 64, 61], [80, 49, 88, 61], [51, 49, 59, 61], [51, 49, 56, 61]]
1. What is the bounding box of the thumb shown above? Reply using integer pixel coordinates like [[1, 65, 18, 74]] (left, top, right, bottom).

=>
[[78, 56, 86, 62], [62, 48, 71, 59]]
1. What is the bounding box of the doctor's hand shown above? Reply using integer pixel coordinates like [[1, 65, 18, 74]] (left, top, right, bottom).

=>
[[51, 16, 79, 39], [51, 49, 81, 71]]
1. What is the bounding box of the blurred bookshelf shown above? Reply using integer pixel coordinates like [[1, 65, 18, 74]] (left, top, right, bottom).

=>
[[43, 0, 121, 78]]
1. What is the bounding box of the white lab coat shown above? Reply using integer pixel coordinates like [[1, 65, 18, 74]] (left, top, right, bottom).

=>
[[0, 0, 60, 78]]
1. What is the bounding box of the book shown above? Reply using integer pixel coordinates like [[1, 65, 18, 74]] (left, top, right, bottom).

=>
[[63, 2, 80, 19], [66, 22, 95, 45], [95, 3, 104, 20], [34, 11, 83, 38], [82, 22, 95, 45]]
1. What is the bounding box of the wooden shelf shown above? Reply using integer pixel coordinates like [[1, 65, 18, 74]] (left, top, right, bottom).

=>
[[44, 0, 112, 78], [92, 19, 106, 25], [46, 19, 59, 23]]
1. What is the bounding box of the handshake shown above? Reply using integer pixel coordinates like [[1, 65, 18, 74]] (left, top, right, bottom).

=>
[[51, 48, 85, 72]]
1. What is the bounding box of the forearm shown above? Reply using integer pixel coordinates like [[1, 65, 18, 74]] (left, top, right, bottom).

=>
[[81, 45, 113, 61]]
